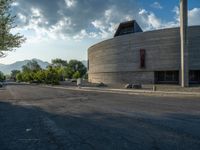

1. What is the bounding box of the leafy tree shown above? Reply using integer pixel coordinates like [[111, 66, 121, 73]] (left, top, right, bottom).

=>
[[63, 66, 73, 79], [15, 59, 87, 85], [68, 60, 87, 78], [49, 59, 86, 80], [19, 60, 41, 82], [51, 58, 67, 68], [22, 60, 41, 73], [0, 71, 5, 81], [16, 72, 22, 82], [35, 70, 46, 83], [72, 71, 80, 79], [10, 69, 20, 80], [0, 0, 25, 57], [45, 66, 59, 85], [57, 67, 65, 81], [21, 72, 33, 82]]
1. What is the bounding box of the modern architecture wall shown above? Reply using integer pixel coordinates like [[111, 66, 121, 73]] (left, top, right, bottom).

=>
[[88, 26, 200, 84]]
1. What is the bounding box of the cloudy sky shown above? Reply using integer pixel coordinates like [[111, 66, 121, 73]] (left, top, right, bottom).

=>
[[1, 0, 200, 64]]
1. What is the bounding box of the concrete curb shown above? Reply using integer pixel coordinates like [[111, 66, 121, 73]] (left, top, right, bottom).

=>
[[42, 85, 200, 97]]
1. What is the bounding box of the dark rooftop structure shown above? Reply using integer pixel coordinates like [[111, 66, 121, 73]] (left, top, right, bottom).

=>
[[114, 20, 143, 37]]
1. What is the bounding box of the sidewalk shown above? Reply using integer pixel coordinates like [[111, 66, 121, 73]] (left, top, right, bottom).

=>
[[43, 85, 200, 97]]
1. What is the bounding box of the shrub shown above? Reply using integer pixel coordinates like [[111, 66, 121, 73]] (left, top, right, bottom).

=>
[[72, 71, 81, 79], [16, 73, 23, 82], [44, 67, 60, 85]]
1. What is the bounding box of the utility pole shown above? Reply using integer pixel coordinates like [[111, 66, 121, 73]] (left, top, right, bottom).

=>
[[180, 0, 189, 87]]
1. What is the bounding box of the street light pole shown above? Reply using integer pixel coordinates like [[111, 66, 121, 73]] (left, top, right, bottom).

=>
[[180, 0, 189, 87]]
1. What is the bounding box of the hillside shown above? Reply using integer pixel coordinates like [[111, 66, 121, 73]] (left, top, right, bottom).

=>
[[0, 59, 50, 74], [0, 59, 87, 74]]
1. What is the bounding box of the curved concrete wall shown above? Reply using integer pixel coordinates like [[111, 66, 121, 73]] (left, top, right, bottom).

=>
[[88, 26, 200, 84]]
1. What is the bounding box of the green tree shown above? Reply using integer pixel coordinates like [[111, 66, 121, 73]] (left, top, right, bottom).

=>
[[35, 70, 46, 83], [63, 66, 73, 79], [10, 69, 20, 80], [57, 67, 65, 81], [16, 73, 22, 82], [51, 58, 67, 68], [0, 71, 5, 81], [22, 60, 41, 73], [20, 60, 41, 83], [68, 60, 87, 78], [45, 66, 59, 85], [21, 72, 33, 82], [0, 0, 25, 57], [72, 71, 80, 79]]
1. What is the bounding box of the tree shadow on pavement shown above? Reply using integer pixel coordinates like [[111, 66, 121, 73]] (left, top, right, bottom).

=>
[[0, 101, 200, 150]]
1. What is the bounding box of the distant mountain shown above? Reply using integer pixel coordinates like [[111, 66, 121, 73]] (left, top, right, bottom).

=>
[[0, 64, 5, 67], [0, 59, 88, 74], [0, 59, 50, 74]]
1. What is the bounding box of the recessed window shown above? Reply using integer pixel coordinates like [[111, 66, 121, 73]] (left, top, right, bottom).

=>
[[140, 49, 145, 68], [190, 70, 200, 84], [155, 71, 179, 84]]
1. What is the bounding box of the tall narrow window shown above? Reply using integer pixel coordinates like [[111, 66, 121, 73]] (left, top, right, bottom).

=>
[[140, 49, 145, 68], [87, 60, 89, 71]]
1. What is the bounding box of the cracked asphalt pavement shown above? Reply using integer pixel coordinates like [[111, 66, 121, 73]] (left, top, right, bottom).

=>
[[0, 84, 200, 150]]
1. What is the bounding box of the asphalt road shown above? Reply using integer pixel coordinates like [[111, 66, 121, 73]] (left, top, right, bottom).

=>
[[0, 84, 200, 150]]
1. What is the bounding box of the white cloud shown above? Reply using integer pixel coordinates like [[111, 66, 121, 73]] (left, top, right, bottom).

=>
[[91, 8, 131, 39], [17, 13, 27, 23], [139, 9, 162, 30], [14, 8, 73, 43], [189, 8, 200, 26], [151, 2, 163, 9], [11, 0, 141, 41], [31, 8, 41, 17], [14, 0, 200, 43], [51, 17, 72, 32], [64, 0, 76, 8], [138, 6, 200, 31], [92, 20, 105, 30], [172, 6, 180, 23], [11, 2, 19, 7], [72, 29, 99, 41], [172, 6, 200, 26], [91, 19, 118, 39], [73, 29, 88, 40]]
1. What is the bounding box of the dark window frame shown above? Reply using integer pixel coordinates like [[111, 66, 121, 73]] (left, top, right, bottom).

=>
[[140, 49, 145, 69], [155, 71, 179, 84]]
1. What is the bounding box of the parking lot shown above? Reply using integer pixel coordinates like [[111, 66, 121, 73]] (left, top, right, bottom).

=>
[[0, 84, 200, 150]]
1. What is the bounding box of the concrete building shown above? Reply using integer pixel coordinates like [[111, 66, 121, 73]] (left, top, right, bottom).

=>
[[88, 0, 200, 86]]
